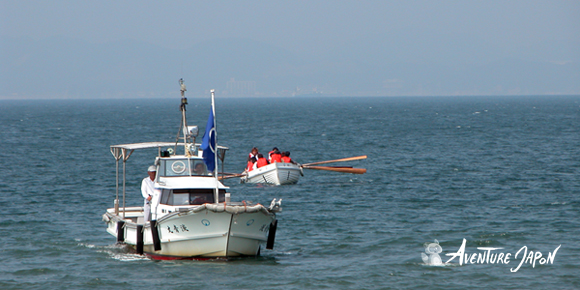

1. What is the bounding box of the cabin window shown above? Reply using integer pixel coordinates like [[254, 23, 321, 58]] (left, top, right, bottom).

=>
[[173, 193, 190, 205], [160, 189, 226, 206], [158, 159, 209, 177], [160, 189, 171, 204]]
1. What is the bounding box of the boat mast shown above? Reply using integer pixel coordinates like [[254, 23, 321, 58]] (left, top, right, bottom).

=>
[[179, 78, 190, 156]]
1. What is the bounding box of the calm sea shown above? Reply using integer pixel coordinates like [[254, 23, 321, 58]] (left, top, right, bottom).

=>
[[0, 96, 579, 289]]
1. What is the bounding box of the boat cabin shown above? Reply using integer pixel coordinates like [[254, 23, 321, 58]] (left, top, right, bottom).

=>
[[155, 156, 228, 215], [109, 142, 230, 219]]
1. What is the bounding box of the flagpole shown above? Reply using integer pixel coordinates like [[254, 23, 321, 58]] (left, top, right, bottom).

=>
[[210, 89, 219, 204]]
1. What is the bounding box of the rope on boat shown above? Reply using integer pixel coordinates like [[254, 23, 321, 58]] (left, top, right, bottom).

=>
[[193, 198, 282, 214], [201, 203, 267, 214]]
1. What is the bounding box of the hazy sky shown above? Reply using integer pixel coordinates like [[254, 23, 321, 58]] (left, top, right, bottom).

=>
[[1, 0, 579, 97], [3, 1, 578, 55]]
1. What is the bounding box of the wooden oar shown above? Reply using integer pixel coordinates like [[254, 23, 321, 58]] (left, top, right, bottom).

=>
[[302, 165, 367, 174], [219, 172, 242, 176], [218, 173, 247, 180], [302, 155, 367, 167]]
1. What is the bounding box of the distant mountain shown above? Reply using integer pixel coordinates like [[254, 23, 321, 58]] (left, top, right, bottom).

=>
[[1, 36, 578, 98]]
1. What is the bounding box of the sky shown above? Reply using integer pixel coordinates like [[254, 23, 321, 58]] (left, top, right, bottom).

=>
[[1, 0, 579, 98]]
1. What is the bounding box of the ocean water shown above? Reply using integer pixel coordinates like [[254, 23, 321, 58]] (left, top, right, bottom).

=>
[[0, 95, 579, 289]]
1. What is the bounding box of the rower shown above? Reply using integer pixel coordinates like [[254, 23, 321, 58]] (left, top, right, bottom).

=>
[[270, 149, 282, 163], [254, 154, 269, 169], [249, 147, 259, 160], [246, 156, 256, 172], [268, 147, 278, 159], [281, 151, 293, 163]]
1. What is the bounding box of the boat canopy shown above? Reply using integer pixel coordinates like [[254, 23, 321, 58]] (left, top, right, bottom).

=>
[[112, 142, 183, 150], [111, 142, 228, 153], [110, 142, 228, 161]]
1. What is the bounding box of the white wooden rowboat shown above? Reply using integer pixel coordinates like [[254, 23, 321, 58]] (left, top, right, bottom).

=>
[[241, 162, 304, 185]]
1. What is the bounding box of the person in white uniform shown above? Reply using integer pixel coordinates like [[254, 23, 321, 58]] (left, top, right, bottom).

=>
[[141, 165, 158, 223]]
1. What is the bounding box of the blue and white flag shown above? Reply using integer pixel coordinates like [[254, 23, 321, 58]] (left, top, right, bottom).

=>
[[201, 107, 216, 172]]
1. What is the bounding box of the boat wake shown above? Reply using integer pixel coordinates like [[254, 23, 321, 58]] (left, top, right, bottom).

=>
[[100, 245, 151, 262], [419, 262, 460, 268], [78, 241, 150, 261]]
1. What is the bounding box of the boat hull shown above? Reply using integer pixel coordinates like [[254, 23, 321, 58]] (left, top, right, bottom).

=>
[[104, 205, 276, 259], [242, 162, 302, 185]]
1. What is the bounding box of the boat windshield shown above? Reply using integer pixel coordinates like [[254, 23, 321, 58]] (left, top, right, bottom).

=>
[[160, 189, 226, 205], [158, 159, 209, 177]]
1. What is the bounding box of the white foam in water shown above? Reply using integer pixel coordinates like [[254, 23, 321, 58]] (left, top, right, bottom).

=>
[[103, 244, 150, 262], [80, 241, 150, 262], [420, 262, 460, 267], [78, 242, 96, 249], [108, 252, 150, 262]]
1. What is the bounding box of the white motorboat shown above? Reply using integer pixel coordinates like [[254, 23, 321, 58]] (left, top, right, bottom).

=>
[[102, 80, 282, 260], [240, 162, 303, 185]]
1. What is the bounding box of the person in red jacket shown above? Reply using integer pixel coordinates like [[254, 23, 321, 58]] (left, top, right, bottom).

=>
[[281, 151, 293, 163], [249, 147, 259, 160], [254, 153, 269, 169], [268, 147, 278, 159], [269, 149, 282, 163], [246, 156, 256, 172]]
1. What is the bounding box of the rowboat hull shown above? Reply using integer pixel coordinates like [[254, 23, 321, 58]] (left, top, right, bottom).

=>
[[241, 162, 303, 185]]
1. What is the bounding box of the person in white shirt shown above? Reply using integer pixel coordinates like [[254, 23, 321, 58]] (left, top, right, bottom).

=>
[[141, 165, 158, 223]]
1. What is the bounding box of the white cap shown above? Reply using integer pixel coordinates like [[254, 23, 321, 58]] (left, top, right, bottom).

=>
[[148, 165, 157, 172]]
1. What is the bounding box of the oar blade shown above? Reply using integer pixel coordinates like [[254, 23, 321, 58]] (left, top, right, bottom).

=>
[[302, 155, 367, 166], [302, 165, 367, 174]]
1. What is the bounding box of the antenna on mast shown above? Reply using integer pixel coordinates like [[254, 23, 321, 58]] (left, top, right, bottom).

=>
[[174, 78, 196, 156], [179, 78, 187, 109]]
